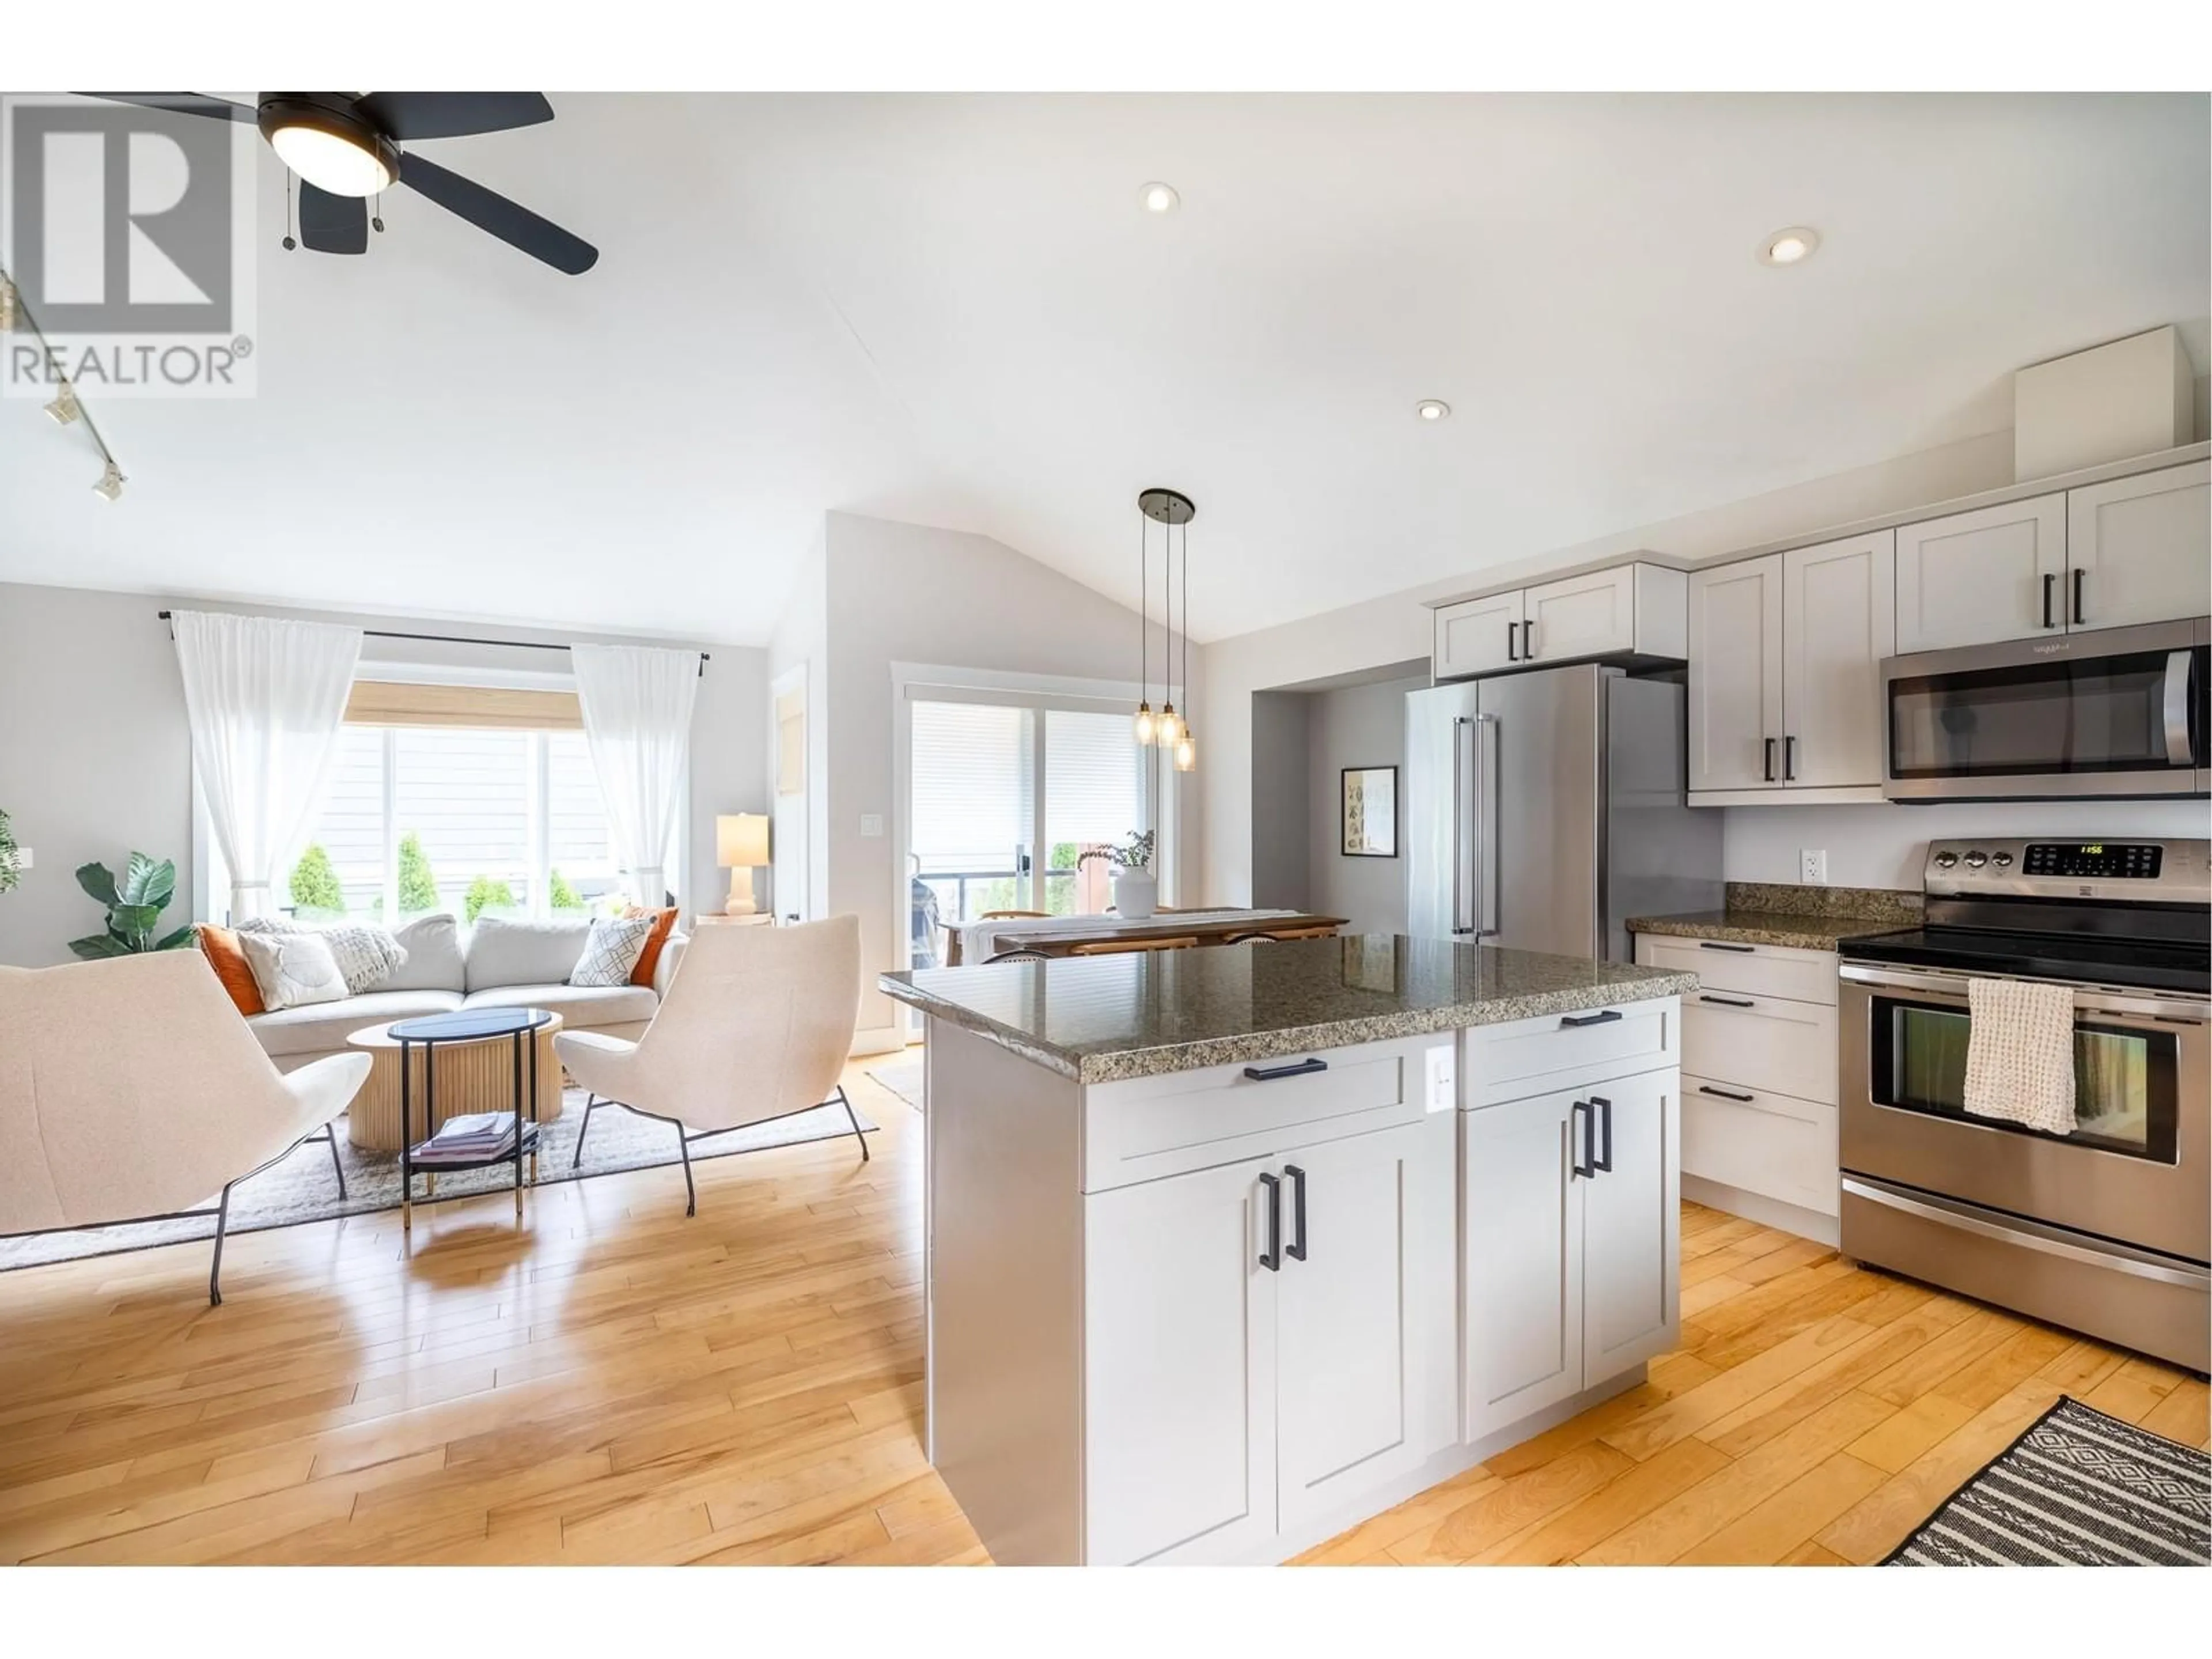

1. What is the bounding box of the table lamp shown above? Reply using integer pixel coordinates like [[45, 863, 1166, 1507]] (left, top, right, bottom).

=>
[[716, 813, 771, 915]]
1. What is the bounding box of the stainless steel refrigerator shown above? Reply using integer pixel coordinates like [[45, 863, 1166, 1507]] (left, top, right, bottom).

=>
[[1406, 666, 1721, 961]]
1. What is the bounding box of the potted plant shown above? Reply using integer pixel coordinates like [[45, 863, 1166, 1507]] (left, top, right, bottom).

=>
[[0, 809, 21, 896], [1078, 831, 1158, 921], [69, 853, 195, 957]]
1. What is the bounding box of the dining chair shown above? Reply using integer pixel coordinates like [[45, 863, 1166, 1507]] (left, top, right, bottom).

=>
[[979, 910, 1050, 920], [1228, 925, 1342, 944], [983, 949, 1051, 964], [1068, 935, 1200, 956]]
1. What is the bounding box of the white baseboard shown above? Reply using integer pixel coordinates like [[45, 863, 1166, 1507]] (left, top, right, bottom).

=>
[[1684, 1173, 1840, 1247], [848, 1026, 910, 1059]]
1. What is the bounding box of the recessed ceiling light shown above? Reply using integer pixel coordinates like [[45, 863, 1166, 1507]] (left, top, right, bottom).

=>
[[1140, 181, 1180, 215], [1416, 399, 1451, 422], [1759, 226, 1820, 267]]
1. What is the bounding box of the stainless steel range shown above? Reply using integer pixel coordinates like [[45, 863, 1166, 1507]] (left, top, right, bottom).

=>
[[1838, 837, 2210, 1372]]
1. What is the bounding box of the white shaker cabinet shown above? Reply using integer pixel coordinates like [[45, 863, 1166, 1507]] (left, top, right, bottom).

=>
[[1433, 590, 1526, 680], [1780, 532, 1895, 789], [2066, 461, 2212, 632], [1687, 554, 1784, 793], [1893, 493, 2067, 652], [1461, 1056, 1680, 1442]]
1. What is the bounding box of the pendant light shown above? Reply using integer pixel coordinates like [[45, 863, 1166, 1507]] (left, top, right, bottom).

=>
[[1135, 488, 1197, 771], [1173, 509, 1197, 772], [1132, 499, 1156, 745]]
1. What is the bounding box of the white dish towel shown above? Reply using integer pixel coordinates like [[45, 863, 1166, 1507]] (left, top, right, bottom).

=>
[[1963, 978, 2077, 1137]]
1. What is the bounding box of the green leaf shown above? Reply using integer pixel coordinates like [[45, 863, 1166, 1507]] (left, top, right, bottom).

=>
[[154, 925, 198, 951], [75, 862, 118, 906], [119, 852, 175, 910], [68, 933, 132, 959], [111, 902, 162, 937]]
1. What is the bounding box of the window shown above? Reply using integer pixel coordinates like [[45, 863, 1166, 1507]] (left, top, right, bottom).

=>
[[272, 723, 637, 925]]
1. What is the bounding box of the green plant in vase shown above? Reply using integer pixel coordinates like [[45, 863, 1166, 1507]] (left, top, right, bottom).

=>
[[0, 808, 22, 896], [69, 853, 195, 957]]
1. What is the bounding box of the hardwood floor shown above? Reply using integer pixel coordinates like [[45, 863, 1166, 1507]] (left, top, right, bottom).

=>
[[1, 1069, 2202, 1566]]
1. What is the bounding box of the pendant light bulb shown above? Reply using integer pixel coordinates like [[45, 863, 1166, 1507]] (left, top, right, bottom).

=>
[[1133, 702, 1156, 746], [1158, 703, 1183, 744], [1175, 732, 1196, 772]]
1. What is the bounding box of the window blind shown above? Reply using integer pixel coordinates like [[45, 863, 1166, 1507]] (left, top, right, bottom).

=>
[[910, 701, 1035, 873], [344, 680, 582, 730]]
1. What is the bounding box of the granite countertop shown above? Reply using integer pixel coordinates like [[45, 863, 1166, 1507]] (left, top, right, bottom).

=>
[[878, 933, 1698, 1084], [1627, 881, 1921, 951]]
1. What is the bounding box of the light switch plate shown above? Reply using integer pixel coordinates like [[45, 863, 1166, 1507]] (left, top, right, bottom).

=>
[[1424, 1043, 1456, 1114], [1800, 849, 1828, 884], [859, 814, 885, 839], [14, 846, 27, 870]]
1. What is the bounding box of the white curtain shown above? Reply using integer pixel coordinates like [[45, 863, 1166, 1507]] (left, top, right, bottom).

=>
[[571, 643, 700, 907], [172, 610, 363, 922]]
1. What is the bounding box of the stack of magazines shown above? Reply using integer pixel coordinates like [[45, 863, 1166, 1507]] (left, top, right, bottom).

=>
[[412, 1111, 534, 1166]]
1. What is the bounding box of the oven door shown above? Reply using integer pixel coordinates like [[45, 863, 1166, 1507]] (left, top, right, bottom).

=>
[[1839, 963, 2210, 1263], [1882, 619, 2210, 801]]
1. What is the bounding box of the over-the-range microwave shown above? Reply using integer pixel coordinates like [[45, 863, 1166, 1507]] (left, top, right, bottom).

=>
[[1882, 618, 2210, 802]]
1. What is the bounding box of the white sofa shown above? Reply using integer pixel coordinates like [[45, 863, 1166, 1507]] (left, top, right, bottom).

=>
[[247, 913, 687, 1072]]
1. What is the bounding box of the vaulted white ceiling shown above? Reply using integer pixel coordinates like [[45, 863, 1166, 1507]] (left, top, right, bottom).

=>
[[2, 92, 2205, 644]]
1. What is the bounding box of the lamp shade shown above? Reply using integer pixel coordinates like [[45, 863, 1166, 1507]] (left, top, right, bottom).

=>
[[716, 812, 770, 868]]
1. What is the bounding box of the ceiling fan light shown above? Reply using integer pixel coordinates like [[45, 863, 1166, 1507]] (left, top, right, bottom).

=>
[[259, 96, 400, 197], [92, 461, 125, 502]]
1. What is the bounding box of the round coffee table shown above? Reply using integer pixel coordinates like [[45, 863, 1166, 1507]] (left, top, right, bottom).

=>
[[385, 1006, 557, 1232], [344, 1011, 565, 1152]]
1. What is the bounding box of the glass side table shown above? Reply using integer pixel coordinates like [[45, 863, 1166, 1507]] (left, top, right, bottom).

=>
[[385, 1006, 555, 1234]]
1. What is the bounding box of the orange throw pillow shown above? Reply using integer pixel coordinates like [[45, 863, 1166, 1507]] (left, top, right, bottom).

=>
[[196, 924, 265, 1017], [625, 906, 680, 987]]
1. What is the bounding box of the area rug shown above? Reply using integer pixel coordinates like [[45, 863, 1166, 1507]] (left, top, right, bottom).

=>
[[1884, 1396, 2210, 1565], [0, 1086, 877, 1274], [866, 1053, 926, 1111]]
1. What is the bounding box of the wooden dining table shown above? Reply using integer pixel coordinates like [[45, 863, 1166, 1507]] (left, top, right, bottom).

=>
[[944, 911, 1349, 966]]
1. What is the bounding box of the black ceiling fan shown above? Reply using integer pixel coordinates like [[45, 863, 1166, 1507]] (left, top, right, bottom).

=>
[[81, 92, 597, 274]]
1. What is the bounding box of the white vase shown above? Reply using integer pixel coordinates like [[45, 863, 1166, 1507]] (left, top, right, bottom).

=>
[[1112, 871, 1158, 921]]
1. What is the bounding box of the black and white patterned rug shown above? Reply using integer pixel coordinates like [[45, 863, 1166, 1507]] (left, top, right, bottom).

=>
[[1886, 1395, 2211, 1565], [0, 1085, 879, 1274]]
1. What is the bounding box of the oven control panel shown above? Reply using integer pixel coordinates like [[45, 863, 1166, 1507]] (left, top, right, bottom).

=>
[[1922, 837, 2209, 904], [2022, 843, 2163, 879]]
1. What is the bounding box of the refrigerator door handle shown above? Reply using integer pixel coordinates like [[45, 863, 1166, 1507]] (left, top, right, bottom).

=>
[[1476, 713, 1501, 939], [1451, 716, 1476, 934]]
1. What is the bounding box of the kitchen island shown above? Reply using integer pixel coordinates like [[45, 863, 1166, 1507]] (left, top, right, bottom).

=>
[[880, 934, 1696, 1565]]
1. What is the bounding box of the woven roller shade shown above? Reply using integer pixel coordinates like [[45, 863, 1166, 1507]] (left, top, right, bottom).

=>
[[343, 680, 583, 730]]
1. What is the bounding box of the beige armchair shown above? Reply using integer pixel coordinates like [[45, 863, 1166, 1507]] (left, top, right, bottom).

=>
[[555, 914, 864, 1215], [0, 952, 372, 1304]]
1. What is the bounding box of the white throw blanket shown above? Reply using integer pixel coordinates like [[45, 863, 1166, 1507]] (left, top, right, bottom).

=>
[[956, 909, 1306, 965], [1963, 978, 2077, 1137]]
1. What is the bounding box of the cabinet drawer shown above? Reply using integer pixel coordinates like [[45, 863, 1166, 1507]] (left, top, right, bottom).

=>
[[1635, 934, 1839, 1005], [1082, 1037, 1431, 1193], [1461, 997, 1679, 1109], [1682, 1075, 1838, 1217], [1680, 993, 1838, 1105]]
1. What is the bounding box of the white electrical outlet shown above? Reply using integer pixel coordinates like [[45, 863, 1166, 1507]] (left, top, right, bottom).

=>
[[1424, 1043, 1456, 1114], [1800, 849, 1828, 884], [859, 814, 885, 839]]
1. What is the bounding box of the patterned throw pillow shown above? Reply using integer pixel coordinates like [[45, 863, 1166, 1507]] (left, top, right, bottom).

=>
[[569, 913, 658, 988], [237, 929, 351, 1012], [240, 918, 408, 994]]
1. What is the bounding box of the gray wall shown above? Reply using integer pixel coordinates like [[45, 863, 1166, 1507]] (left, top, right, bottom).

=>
[[0, 585, 197, 967], [1248, 690, 1312, 911], [1306, 676, 1425, 934], [0, 580, 768, 968]]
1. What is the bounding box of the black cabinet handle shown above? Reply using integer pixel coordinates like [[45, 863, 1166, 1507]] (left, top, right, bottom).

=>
[[1505, 620, 1519, 662], [1569, 1101, 1592, 1179], [1258, 1172, 1281, 1271], [2042, 572, 2056, 630], [1560, 1009, 1622, 1029], [1285, 1165, 1308, 1262], [2072, 567, 2086, 627], [1784, 735, 1797, 781], [1699, 993, 1756, 1008], [1592, 1095, 1613, 1173], [1698, 940, 1755, 953], [1763, 737, 1776, 782], [1524, 620, 1537, 658], [1698, 1084, 1755, 1103], [1243, 1057, 1328, 1082]]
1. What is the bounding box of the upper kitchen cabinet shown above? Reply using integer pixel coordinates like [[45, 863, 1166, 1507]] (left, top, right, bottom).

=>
[[1688, 532, 1894, 801], [1432, 589, 1525, 680], [1894, 493, 2067, 652], [1431, 563, 1687, 682], [2066, 461, 2212, 632]]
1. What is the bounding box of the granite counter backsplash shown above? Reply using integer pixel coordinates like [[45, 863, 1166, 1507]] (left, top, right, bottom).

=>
[[879, 933, 1697, 1083], [1627, 882, 1921, 950]]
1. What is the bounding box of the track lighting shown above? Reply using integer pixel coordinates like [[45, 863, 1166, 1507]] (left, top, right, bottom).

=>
[[0, 275, 18, 332], [45, 382, 81, 426], [92, 461, 125, 502]]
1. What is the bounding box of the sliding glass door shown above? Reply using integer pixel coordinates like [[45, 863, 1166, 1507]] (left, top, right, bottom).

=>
[[906, 687, 1160, 974]]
